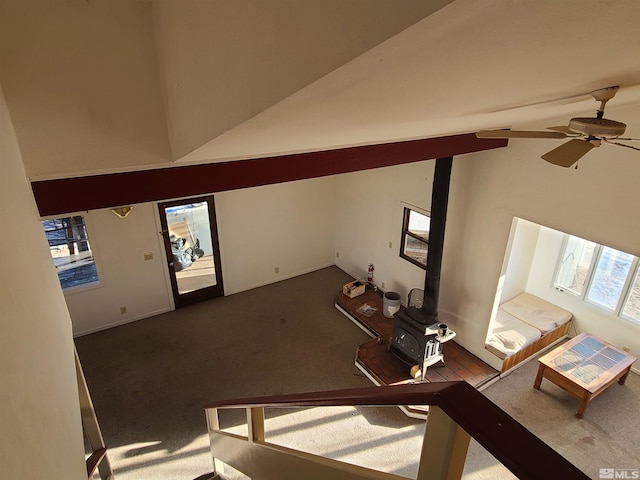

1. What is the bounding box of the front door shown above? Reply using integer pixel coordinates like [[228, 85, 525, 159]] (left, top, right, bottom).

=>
[[158, 196, 224, 308]]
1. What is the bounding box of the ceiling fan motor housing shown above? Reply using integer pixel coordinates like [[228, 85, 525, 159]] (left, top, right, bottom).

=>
[[568, 117, 626, 137]]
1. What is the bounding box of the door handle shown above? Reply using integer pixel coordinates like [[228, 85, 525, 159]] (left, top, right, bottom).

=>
[[169, 262, 174, 267]]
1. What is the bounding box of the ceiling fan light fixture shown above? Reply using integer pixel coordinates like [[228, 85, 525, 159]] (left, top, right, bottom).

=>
[[568, 117, 626, 137]]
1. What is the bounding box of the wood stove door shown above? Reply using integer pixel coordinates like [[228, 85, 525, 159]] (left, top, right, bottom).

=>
[[158, 196, 224, 308]]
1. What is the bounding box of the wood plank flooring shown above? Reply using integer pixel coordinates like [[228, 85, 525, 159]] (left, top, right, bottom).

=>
[[336, 286, 499, 390]]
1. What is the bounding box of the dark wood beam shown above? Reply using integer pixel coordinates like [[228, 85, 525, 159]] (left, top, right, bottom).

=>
[[31, 133, 506, 217]]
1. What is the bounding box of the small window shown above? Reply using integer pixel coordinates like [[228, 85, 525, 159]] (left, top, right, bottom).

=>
[[42, 215, 99, 290], [400, 207, 430, 269]]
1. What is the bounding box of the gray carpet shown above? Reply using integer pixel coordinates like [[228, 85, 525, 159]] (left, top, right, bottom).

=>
[[76, 266, 640, 479]]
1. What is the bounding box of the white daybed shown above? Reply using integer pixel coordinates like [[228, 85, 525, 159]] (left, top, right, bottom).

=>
[[486, 292, 573, 373]]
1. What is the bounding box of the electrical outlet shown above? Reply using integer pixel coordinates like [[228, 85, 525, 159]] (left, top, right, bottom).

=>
[[144, 252, 153, 261], [275, 267, 279, 274], [336, 251, 340, 258], [623, 346, 631, 353], [389, 241, 392, 249], [381, 282, 385, 289], [120, 306, 127, 314]]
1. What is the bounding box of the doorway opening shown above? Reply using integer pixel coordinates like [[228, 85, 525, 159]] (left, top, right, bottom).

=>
[[158, 196, 224, 307]]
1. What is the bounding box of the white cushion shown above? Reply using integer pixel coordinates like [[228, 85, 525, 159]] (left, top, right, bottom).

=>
[[486, 309, 542, 359], [500, 292, 572, 334]]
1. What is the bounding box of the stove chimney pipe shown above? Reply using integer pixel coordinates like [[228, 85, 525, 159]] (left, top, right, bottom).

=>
[[415, 156, 453, 325]]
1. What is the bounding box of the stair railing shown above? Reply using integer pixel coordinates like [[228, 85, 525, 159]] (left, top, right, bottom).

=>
[[205, 380, 589, 480], [75, 348, 113, 479]]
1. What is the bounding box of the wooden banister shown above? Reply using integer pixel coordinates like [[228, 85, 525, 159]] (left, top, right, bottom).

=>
[[85, 447, 107, 478], [205, 381, 589, 480], [75, 348, 113, 479]]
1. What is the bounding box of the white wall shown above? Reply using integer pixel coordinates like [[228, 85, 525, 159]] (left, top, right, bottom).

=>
[[63, 203, 172, 336], [0, 85, 85, 478], [335, 161, 432, 303], [63, 176, 337, 335], [500, 218, 541, 303], [216, 177, 337, 294]]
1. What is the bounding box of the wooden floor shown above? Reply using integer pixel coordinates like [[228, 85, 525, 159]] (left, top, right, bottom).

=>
[[175, 255, 217, 293], [336, 286, 499, 390]]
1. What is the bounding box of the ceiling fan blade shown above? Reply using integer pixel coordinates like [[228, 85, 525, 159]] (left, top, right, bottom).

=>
[[476, 130, 567, 139], [546, 125, 579, 135], [541, 139, 595, 167]]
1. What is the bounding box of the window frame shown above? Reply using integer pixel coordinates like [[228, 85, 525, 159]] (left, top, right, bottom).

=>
[[552, 234, 599, 299], [618, 258, 640, 320], [399, 205, 430, 270], [554, 233, 640, 325]]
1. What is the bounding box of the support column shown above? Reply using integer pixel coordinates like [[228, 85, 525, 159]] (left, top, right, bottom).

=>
[[417, 405, 471, 480]]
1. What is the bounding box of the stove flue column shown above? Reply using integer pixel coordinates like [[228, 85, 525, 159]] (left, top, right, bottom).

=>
[[421, 156, 453, 325]]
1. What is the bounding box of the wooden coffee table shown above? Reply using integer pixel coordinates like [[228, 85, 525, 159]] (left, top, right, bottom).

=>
[[533, 332, 636, 418]]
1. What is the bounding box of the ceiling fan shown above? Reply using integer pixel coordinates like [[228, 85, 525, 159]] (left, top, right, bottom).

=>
[[476, 86, 640, 168]]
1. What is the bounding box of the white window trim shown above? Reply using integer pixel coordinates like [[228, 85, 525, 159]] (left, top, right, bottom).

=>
[[619, 260, 640, 321], [399, 202, 430, 269]]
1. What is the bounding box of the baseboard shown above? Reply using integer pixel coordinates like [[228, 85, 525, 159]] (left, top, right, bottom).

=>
[[73, 307, 172, 337], [224, 263, 336, 296]]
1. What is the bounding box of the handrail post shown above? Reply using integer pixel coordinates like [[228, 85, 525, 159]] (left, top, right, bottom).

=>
[[75, 348, 113, 479], [417, 406, 471, 480], [247, 407, 265, 442], [206, 408, 226, 476]]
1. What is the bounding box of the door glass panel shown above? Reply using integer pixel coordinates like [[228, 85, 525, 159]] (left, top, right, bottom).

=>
[[164, 202, 217, 295]]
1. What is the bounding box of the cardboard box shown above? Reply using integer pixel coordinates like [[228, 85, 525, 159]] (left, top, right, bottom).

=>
[[343, 280, 365, 298]]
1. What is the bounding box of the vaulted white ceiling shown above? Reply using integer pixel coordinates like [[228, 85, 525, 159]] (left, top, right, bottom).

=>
[[180, 0, 640, 164], [1, 0, 639, 178]]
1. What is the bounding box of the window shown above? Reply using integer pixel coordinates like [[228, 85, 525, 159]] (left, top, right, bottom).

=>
[[400, 206, 430, 269], [554, 234, 640, 323], [42, 215, 99, 290], [585, 247, 634, 311]]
